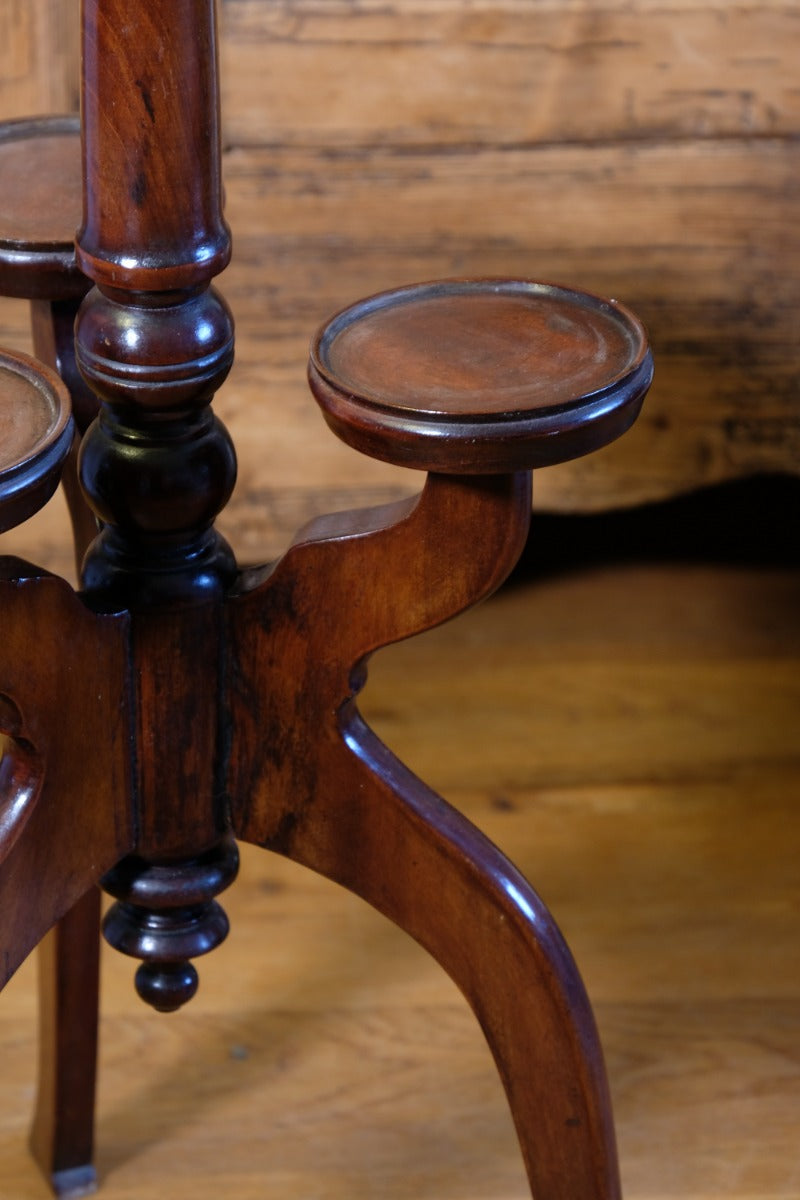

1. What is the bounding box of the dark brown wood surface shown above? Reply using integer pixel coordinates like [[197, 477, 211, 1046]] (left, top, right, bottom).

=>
[[30, 888, 102, 1198], [0, 0, 656, 1193], [0, 568, 132, 986]]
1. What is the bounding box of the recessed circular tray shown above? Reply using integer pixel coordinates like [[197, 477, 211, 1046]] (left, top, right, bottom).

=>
[[309, 278, 653, 473], [0, 115, 85, 300], [0, 347, 73, 533]]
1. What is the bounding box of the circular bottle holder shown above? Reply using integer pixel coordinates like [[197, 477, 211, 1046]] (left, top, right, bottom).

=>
[[0, 115, 85, 301], [309, 277, 653, 473], [0, 347, 73, 533]]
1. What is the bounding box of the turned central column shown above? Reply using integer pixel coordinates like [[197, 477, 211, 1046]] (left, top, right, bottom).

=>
[[77, 0, 236, 603], [75, 0, 240, 1011]]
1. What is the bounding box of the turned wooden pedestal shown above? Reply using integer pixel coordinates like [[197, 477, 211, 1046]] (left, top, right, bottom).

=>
[[0, 4, 652, 1196]]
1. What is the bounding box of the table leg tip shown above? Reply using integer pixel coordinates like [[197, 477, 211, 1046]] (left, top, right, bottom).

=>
[[48, 1165, 98, 1198]]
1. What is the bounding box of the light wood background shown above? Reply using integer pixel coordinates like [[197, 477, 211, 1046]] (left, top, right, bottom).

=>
[[1, 0, 799, 565]]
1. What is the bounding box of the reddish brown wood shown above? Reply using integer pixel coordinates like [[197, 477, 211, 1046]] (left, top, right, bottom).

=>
[[29, 887, 101, 1200], [31, 297, 99, 566], [0, 116, 84, 303], [28, 297, 103, 1200], [24, 318, 100, 1193], [0, 571, 124, 1192], [0, 567, 132, 982], [226, 471, 621, 1199], [0, 2, 652, 1196], [78, 1, 229, 294], [0, 693, 42, 866], [309, 278, 652, 473], [0, 114, 103, 1197], [0, 348, 73, 534], [75, 0, 239, 1014], [27, 306, 100, 1196], [0, 115, 96, 558]]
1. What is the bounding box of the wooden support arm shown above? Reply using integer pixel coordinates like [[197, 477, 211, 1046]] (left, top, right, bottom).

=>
[[224, 470, 621, 1200], [226, 469, 532, 845]]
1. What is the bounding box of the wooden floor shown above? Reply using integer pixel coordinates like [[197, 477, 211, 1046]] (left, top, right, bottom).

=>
[[0, 499, 798, 1198]]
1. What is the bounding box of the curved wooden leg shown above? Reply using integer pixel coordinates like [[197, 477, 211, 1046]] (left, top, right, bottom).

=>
[[227, 474, 619, 1197], [249, 715, 620, 1200], [28, 299, 103, 1198]]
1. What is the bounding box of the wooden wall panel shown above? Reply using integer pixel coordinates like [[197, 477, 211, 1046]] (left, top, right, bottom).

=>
[[0, 0, 78, 118], [1, 1, 798, 562], [215, 1, 800, 526], [218, 136, 799, 527], [220, 1, 800, 147]]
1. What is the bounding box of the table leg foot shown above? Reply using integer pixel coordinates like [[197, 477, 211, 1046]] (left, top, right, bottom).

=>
[[251, 716, 621, 1200]]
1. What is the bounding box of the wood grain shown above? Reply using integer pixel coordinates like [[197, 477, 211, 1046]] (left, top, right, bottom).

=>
[[218, 136, 799, 507], [0, 0, 77, 118], [1, 0, 798, 541], [1, 7, 798, 1196], [219, 1, 800, 148], [0, 558, 797, 1198]]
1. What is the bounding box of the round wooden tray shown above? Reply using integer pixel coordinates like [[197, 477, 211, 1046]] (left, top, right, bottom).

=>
[[309, 278, 653, 473], [0, 115, 85, 300], [0, 347, 73, 533]]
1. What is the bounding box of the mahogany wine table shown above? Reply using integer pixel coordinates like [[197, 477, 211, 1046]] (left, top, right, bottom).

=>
[[0, 3, 652, 1197]]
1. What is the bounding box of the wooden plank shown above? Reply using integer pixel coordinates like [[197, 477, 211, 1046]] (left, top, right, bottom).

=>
[[362, 562, 800, 792], [211, 135, 800, 529], [2, 135, 798, 560], [220, 0, 800, 147], [0, 1, 37, 117], [1, 991, 798, 1198], [213, 0, 800, 517], [2, 2, 798, 542]]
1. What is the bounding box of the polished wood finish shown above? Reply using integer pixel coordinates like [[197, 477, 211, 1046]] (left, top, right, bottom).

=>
[[75, 0, 238, 1016], [0, 569, 132, 982], [0, 114, 101, 1196], [30, 297, 99, 560], [309, 280, 650, 473], [1, 553, 797, 1199], [225, 473, 620, 1199], [0, 116, 95, 553], [0, 347, 72, 534], [0, 3, 795, 1195], [0, 1, 654, 1197], [0, 117, 83, 301], [29, 888, 102, 1200]]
